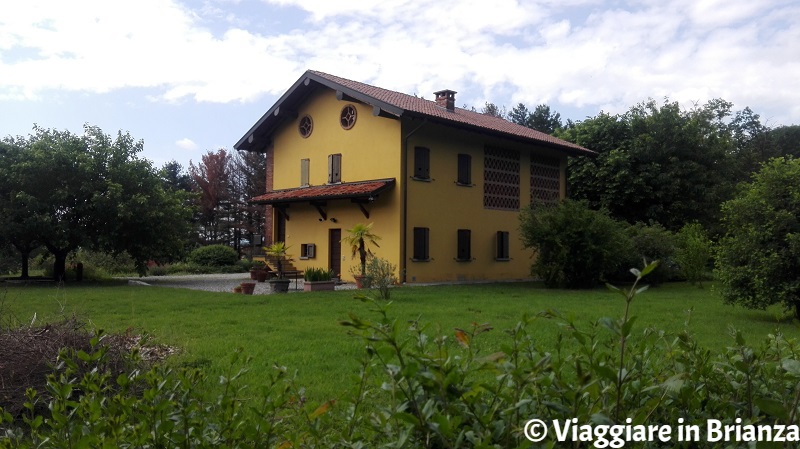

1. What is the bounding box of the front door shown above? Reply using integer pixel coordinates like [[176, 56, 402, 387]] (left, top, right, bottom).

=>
[[329, 228, 342, 279]]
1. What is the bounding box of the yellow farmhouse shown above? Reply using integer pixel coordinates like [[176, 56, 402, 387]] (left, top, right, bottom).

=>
[[235, 70, 593, 283]]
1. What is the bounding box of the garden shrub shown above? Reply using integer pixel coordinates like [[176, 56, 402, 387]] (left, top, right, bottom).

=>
[[716, 156, 800, 317], [612, 222, 678, 284], [362, 256, 397, 299], [520, 199, 632, 288], [675, 222, 713, 287], [187, 244, 238, 267]]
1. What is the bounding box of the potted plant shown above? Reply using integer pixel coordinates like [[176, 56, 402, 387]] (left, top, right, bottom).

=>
[[240, 282, 256, 295], [303, 267, 336, 292], [264, 241, 292, 293], [250, 260, 266, 280], [342, 223, 381, 288]]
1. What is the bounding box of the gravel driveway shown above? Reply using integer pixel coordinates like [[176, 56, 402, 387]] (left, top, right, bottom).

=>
[[125, 273, 354, 294]]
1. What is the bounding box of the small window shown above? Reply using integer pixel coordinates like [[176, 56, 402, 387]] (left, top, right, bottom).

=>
[[457, 229, 471, 261], [496, 231, 510, 260], [412, 227, 430, 261], [457, 153, 471, 185], [340, 104, 357, 130], [300, 243, 316, 259], [298, 115, 313, 138], [300, 159, 310, 186], [328, 154, 342, 183], [414, 146, 430, 180]]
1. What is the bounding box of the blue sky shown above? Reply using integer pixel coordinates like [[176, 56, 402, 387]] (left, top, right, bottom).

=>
[[2, 0, 798, 167]]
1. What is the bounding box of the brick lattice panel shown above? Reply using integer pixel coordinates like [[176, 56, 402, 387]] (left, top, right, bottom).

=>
[[530, 156, 561, 204], [483, 147, 521, 210]]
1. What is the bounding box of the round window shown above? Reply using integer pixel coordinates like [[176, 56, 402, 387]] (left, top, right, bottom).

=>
[[340, 104, 357, 130], [298, 115, 313, 138]]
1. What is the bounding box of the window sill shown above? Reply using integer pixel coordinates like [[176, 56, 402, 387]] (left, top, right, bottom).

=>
[[455, 182, 474, 187], [455, 258, 474, 262], [494, 258, 511, 262], [411, 176, 432, 182], [411, 258, 431, 262]]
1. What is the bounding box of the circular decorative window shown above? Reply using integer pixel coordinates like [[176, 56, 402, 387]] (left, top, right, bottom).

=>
[[298, 115, 313, 138], [340, 104, 357, 130]]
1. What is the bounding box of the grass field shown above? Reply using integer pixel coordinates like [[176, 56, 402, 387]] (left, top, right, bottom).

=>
[[2, 280, 798, 403]]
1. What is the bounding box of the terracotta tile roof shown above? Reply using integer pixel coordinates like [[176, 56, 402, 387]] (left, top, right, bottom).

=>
[[250, 178, 395, 204], [308, 70, 592, 155]]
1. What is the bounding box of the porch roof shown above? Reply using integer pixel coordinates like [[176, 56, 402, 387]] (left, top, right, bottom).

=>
[[249, 178, 395, 205]]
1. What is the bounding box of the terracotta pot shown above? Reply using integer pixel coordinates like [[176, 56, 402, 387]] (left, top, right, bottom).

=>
[[255, 270, 269, 282], [249, 269, 258, 280], [353, 275, 366, 289], [240, 282, 256, 295], [233, 286, 243, 294]]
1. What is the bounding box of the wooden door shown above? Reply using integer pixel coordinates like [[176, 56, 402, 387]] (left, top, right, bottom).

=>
[[329, 228, 342, 278]]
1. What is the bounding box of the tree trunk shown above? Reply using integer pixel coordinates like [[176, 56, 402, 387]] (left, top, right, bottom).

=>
[[52, 249, 69, 282], [20, 251, 30, 279], [359, 241, 366, 276], [12, 241, 35, 279], [795, 301, 800, 320]]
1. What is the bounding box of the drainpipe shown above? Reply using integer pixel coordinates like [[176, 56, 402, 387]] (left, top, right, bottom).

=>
[[400, 117, 427, 284]]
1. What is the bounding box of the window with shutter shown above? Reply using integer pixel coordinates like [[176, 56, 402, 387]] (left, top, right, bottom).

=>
[[300, 158, 310, 186], [457, 229, 471, 261], [496, 231, 510, 260], [414, 147, 430, 180], [328, 154, 341, 183], [457, 153, 471, 185], [412, 227, 430, 261]]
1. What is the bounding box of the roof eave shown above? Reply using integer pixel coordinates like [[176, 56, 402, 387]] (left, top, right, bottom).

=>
[[235, 71, 405, 152], [403, 111, 594, 157]]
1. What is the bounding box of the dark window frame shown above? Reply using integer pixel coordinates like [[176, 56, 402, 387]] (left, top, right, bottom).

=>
[[456, 229, 472, 261], [413, 146, 431, 181], [457, 153, 472, 186], [412, 227, 430, 261], [496, 231, 510, 261]]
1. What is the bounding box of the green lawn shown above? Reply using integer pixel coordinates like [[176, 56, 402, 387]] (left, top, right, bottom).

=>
[[2, 280, 797, 403]]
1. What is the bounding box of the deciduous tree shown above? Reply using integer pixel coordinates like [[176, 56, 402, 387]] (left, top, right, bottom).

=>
[[1, 125, 193, 279], [716, 157, 800, 317]]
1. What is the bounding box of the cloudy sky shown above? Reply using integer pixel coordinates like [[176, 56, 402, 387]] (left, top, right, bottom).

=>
[[1, 0, 798, 167]]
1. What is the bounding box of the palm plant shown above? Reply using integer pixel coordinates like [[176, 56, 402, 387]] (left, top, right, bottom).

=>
[[264, 241, 291, 278], [342, 223, 381, 277]]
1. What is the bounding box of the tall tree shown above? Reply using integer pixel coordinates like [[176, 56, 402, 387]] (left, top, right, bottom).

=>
[[1, 125, 193, 280], [509, 103, 562, 134], [229, 150, 266, 253], [562, 99, 734, 231], [716, 157, 800, 317], [189, 149, 232, 245], [161, 160, 193, 192], [0, 139, 42, 278], [481, 102, 506, 118]]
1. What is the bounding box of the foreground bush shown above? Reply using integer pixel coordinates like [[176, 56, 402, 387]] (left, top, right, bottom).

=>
[[5, 267, 800, 448], [520, 200, 631, 288], [187, 244, 239, 267]]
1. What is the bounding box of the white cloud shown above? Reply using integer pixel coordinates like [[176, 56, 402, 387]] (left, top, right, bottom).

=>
[[175, 137, 198, 151], [1, 0, 799, 125]]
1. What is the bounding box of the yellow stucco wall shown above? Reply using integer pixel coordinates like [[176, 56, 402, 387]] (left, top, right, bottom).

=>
[[270, 89, 402, 280], [403, 120, 567, 283]]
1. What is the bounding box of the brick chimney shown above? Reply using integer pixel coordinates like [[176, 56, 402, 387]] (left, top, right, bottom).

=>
[[434, 89, 457, 112]]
